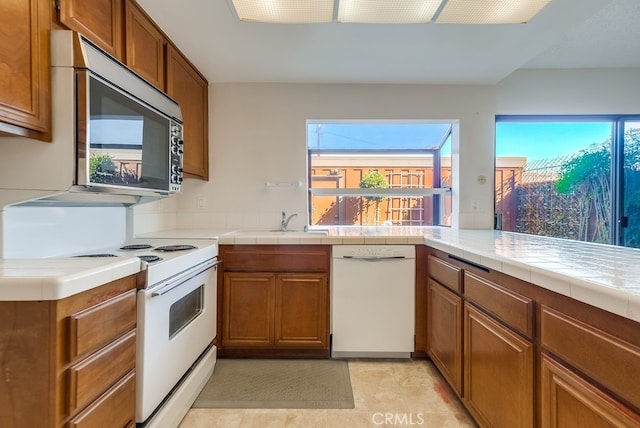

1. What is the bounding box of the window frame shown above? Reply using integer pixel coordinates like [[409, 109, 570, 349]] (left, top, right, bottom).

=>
[[306, 120, 453, 227], [495, 114, 640, 247]]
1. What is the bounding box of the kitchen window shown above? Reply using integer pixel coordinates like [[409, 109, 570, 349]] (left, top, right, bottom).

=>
[[307, 120, 453, 227], [495, 116, 640, 248]]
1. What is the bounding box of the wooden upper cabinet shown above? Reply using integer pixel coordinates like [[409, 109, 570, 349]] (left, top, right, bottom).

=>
[[58, 0, 124, 61], [0, 0, 51, 140], [124, 0, 165, 89], [166, 44, 209, 180]]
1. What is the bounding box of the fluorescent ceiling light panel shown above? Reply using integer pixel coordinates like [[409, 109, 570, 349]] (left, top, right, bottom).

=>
[[230, 0, 334, 23], [229, 0, 554, 24], [338, 0, 442, 23], [435, 0, 552, 24]]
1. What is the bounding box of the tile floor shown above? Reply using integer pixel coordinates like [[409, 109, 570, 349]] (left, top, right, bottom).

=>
[[179, 359, 476, 428]]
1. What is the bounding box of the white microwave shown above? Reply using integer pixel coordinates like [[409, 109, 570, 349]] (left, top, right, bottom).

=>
[[63, 31, 184, 196]]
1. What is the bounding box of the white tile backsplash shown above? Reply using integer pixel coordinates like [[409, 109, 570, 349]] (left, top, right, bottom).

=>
[[2, 206, 127, 258]]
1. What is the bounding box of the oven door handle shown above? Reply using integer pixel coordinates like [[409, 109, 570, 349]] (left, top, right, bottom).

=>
[[150, 258, 221, 298]]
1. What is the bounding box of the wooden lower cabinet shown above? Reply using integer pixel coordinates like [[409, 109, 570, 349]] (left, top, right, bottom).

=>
[[222, 272, 275, 347], [464, 303, 534, 428], [0, 275, 137, 428], [427, 278, 463, 395], [540, 354, 640, 428], [275, 273, 328, 348], [425, 247, 640, 428], [218, 245, 330, 357], [222, 271, 329, 352]]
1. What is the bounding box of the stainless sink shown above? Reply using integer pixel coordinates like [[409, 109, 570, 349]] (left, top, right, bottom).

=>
[[267, 229, 329, 236], [230, 229, 330, 237]]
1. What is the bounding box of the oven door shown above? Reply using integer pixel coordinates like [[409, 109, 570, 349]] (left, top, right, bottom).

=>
[[136, 258, 218, 423]]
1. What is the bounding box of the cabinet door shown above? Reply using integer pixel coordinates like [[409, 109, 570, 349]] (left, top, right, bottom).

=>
[[427, 278, 463, 395], [0, 0, 51, 139], [166, 44, 209, 179], [124, 0, 165, 89], [0, 301, 53, 427], [275, 274, 328, 348], [541, 354, 640, 428], [58, 0, 124, 61], [222, 272, 275, 347], [464, 303, 534, 428]]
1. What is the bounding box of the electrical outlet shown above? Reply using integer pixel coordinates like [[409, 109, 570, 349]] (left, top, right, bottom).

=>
[[471, 199, 481, 212], [196, 196, 207, 209]]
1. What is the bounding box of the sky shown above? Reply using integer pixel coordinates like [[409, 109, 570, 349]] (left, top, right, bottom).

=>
[[307, 122, 452, 151], [307, 121, 614, 162], [495, 122, 612, 161]]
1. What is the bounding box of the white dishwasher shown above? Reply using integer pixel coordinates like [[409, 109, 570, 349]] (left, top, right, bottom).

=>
[[331, 245, 415, 358]]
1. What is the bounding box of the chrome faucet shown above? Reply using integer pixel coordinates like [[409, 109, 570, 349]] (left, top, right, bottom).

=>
[[281, 211, 298, 231]]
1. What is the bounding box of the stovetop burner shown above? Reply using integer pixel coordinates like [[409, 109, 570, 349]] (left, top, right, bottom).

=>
[[154, 244, 197, 252], [74, 253, 118, 258], [138, 255, 162, 263], [120, 244, 154, 251]]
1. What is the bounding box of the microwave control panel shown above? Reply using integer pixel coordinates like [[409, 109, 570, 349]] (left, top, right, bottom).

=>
[[170, 121, 184, 192]]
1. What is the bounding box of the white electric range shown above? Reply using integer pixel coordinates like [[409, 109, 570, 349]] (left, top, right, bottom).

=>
[[73, 237, 220, 427]]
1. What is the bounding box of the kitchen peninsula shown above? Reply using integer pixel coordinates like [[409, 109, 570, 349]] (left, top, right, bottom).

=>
[[217, 226, 640, 427]]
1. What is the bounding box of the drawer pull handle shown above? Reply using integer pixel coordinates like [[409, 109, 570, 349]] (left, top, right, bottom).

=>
[[447, 255, 490, 273]]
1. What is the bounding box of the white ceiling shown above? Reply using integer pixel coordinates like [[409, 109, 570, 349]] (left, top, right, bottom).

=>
[[137, 0, 640, 85]]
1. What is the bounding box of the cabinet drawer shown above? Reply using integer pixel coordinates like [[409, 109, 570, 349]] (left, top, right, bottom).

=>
[[68, 330, 136, 414], [67, 369, 135, 428], [222, 245, 330, 272], [541, 306, 640, 408], [428, 255, 462, 292], [68, 289, 136, 359], [464, 272, 533, 338]]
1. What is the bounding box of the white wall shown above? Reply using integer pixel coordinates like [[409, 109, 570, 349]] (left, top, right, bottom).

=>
[[141, 68, 640, 233], [176, 83, 496, 231], [496, 69, 640, 114]]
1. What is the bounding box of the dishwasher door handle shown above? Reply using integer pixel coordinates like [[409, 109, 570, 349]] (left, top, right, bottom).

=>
[[342, 256, 406, 261]]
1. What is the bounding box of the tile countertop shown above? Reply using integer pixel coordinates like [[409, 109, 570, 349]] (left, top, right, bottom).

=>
[[216, 226, 430, 245], [2, 226, 638, 323], [136, 228, 240, 239], [0, 257, 141, 301], [421, 228, 640, 324]]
